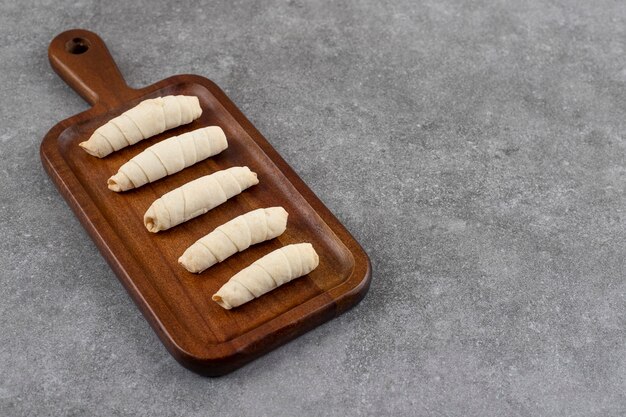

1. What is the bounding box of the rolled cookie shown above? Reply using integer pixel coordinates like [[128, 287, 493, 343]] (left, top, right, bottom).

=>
[[212, 243, 319, 310], [144, 166, 258, 233], [179, 207, 288, 273], [107, 126, 228, 192], [79, 95, 202, 158]]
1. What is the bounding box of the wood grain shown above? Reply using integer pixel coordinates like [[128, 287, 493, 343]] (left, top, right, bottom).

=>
[[41, 29, 371, 376]]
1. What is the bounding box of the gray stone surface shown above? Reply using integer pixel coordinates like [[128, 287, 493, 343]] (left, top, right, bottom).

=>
[[1, 0, 625, 415]]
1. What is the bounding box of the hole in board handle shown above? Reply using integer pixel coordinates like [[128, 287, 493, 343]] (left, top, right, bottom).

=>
[[65, 37, 90, 54]]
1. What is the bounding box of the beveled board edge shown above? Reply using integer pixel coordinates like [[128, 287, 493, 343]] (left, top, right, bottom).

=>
[[40, 74, 372, 376]]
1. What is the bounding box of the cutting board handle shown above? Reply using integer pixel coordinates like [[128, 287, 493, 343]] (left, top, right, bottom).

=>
[[49, 29, 135, 109]]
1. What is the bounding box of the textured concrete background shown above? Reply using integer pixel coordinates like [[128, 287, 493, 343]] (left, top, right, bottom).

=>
[[1, 0, 625, 415]]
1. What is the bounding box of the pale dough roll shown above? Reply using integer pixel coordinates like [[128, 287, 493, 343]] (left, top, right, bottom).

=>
[[179, 207, 288, 273], [107, 126, 228, 192], [79, 95, 202, 158], [212, 243, 319, 310], [144, 166, 259, 233]]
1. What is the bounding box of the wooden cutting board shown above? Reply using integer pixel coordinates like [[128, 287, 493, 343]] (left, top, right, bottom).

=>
[[41, 29, 371, 376]]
